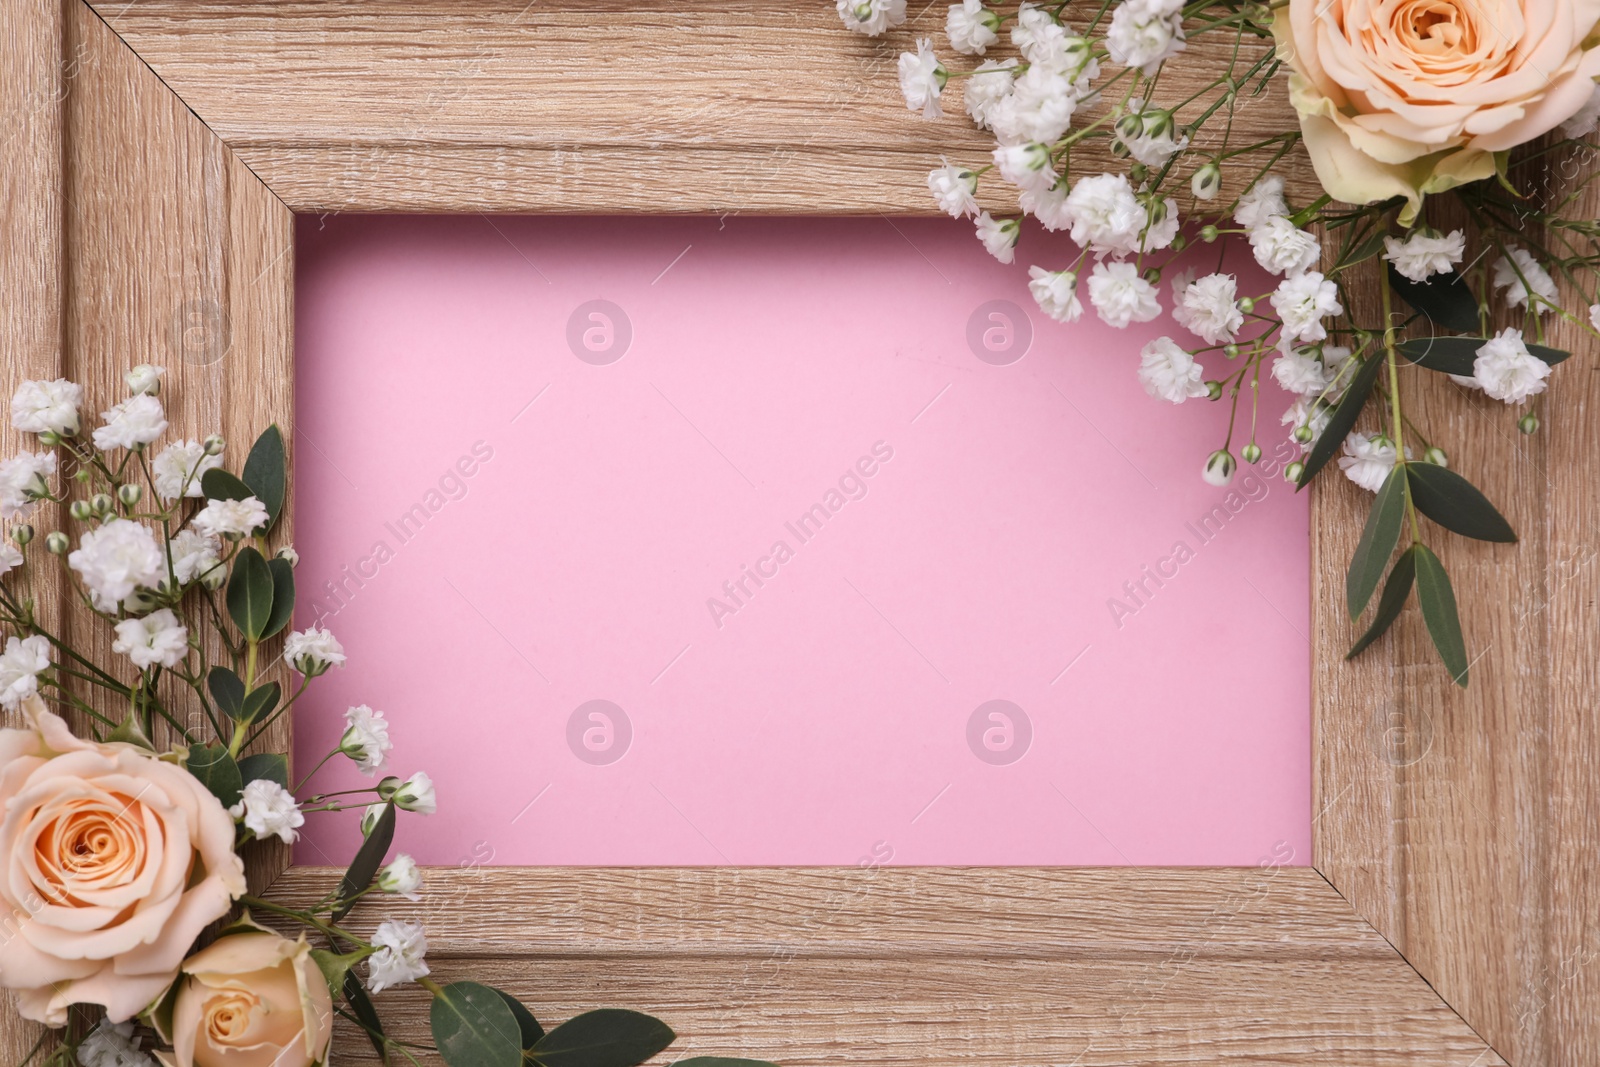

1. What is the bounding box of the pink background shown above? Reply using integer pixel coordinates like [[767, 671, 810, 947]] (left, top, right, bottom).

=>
[[292, 214, 1310, 868]]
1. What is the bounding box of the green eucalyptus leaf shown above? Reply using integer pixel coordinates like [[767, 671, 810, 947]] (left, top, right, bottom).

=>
[[242, 425, 287, 528], [1297, 351, 1386, 489], [1406, 463, 1517, 543], [1347, 465, 1407, 619], [530, 1009, 676, 1067], [238, 751, 289, 790], [186, 744, 243, 808], [430, 982, 524, 1067], [208, 666, 246, 720], [344, 973, 390, 1065], [1386, 265, 1481, 334], [333, 801, 395, 923], [1340, 228, 1389, 269], [1399, 334, 1570, 376], [240, 681, 281, 726], [227, 547, 275, 640], [201, 468, 254, 502], [262, 557, 296, 639], [493, 990, 544, 1050], [1347, 545, 1417, 660], [1414, 544, 1470, 687]]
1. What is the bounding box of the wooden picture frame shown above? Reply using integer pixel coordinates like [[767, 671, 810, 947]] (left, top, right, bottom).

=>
[[3, 2, 1594, 1064]]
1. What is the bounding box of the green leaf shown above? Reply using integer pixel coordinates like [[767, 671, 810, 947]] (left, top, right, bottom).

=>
[[201, 468, 254, 502], [1339, 228, 1389, 269], [227, 547, 275, 640], [242, 425, 287, 528], [530, 1010, 676, 1067], [240, 681, 281, 726], [430, 982, 524, 1067], [493, 990, 544, 1050], [1386, 265, 1481, 334], [262, 557, 296, 639], [1297, 351, 1386, 489], [1347, 465, 1408, 619], [345, 973, 390, 1065], [1398, 335, 1571, 376], [208, 666, 246, 720], [1406, 462, 1517, 543], [1414, 544, 1470, 687], [186, 744, 243, 808], [333, 801, 395, 923], [238, 751, 289, 789], [1347, 546, 1417, 659]]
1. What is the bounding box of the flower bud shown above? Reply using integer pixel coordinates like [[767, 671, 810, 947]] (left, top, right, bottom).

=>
[[1285, 461, 1305, 483], [202, 434, 226, 456], [1200, 225, 1220, 243], [1116, 113, 1145, 142], [1237, 296, 1255, 313], [1128, 162, 1149, 184], [393, 772, 437, 815], [1145, 197, 1169, 226], [1202, 449, 1236, 487], [1223, 343, 1240, 359], [1293, 424, 1314, 443], [1242, 442, 1262, 464], [1518, 413, 1540, 435], [1170, 233, 1188, 252], [69, 500, 94, 521], [125, 364, 165, 396], [11, 525, 33, 546], [45, 531, 69, 554], [117, 483, 142, 506], [1142, 108, 1175, 139], [73, 468, 91, 483], [1143, 267, 1162, 285], [90, 493, 113, 515], [1205, 380, 1224, 401], [1191, 162, 1222, 201], [275, 545, 300, 567], [360, 802, 388, 838], [376, 776, 402, 801], [38, 430, 61, 448], [1424, 447, 1449, 467]]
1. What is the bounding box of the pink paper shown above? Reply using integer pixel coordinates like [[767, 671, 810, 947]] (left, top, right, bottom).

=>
[[292, 214, 1310, 868]]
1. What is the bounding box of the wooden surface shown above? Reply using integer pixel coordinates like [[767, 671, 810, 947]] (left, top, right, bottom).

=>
[[81, 0, 1320, 213], [270, 865, 1502, 1066]]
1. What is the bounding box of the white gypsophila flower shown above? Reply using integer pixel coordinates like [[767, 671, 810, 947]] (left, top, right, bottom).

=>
[[1271, 271, 1343, 344], [91, 394, 167, 451], [112, 608, 189, 670], [379, 855, 424, 902], [975, 211, 1020, 263], [1138, 337, 1210, 403], [1012, 2, 1068, 62], [1118, 100, 1189, 167], [0, 544, 22, 579], [1591, 304, 1600, 332], [1559, 82, 1600, 139], [341, 704, 393, 776], [1002, 64, 1080, 144], [1028, 267, 1084, 323], [169, 528, 223, 589], [947, 0, 999, 53], [1138, 199, 1181, 253], [1105, 0, 1186, 76], [1338, 433, 1408, 493], [369, 920, 430, 993], [1203, 449, 1237, 487], [12, 379, 82, 437], [76, 1018, 153, 1067], [963, 59, 1016, 128], [992, 141, 1056, 192], [1474, 328, 1551, 403], [836, 0, 907, 36], [67, 518, 165, 612], [1063, 172, 1146, 255], [1491, 247, 1559, 312], [898, 38, 947, 119], [1282, 397, 1332, 452], [1383, 229, 1466, 283], [284, 625, 346, 675], [1172, 272, 1243, 345], [1271, 348, 1334, 397], [0, 635, 50, 709], [1088, 261, 1161, 328], [1250, 215, 1322, 276], [1191, 162, 1222, 200], [124, 364, 166, 397], [191, 495, 269, 539], [151, 439, 223, 501], [228, 779, 304, 844], [360, 803, 387, 837], [1233, 176, 1289, 232], [394, 771, 437, 815], [928, 162, 979, 218], [1019, 182, 1072, 230], [0, 452, 56, 521]]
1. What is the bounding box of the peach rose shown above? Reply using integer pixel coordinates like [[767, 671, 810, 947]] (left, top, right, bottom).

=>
[[154, 929, 333, 1067], [0, 696, 245, 1025], [1273, 0, 1600, 220]]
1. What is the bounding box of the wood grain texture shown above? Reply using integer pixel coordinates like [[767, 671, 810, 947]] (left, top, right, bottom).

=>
[[269, 865, 1502, 1066], [81, 0, 1320, 213]]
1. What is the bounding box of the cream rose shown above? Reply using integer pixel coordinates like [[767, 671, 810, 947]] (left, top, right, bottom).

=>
[[0, 697, 245, 1025], [1273, 0, 1600, 220], [154, 929, 333, 1067]]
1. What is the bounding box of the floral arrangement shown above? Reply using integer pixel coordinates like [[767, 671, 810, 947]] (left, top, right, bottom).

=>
[[841, 0, 1600, 684], [0, 372, 771, 1067]]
